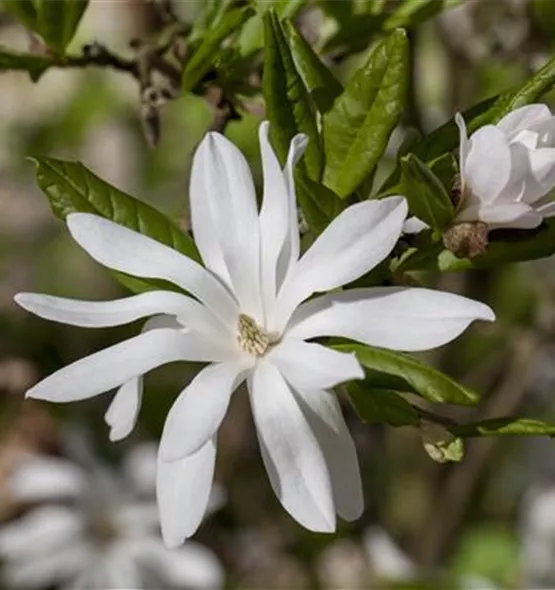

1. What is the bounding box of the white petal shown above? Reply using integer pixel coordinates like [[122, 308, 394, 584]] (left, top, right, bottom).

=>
[[536, 200, 555, 217], [190, 133, 263, 320], [9, 457, 85, 502], [273, 196, 407, 332], [497, 104, 553, 140], [258, 122, 292, 316], [295, 388, 363, 521], [455, 113, 470, 187], [105, 377, 142, 442], [269, 339, 363, 391], [402, 216, 429, 234], [66, 213, 238, 328], [26, 329, 232, 403], [160, 361, 249, 461], [286, 287, 495, 352], [464, 125, 511, 203], [156, 436, 217, 548], [276, 133, 308, 291], [456, 201, 543, 229], [249, 361, 335, 532], [526, 148, 555, 202]]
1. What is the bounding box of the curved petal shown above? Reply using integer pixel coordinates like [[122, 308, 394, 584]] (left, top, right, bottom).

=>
[[535, 200, 555, 217], [190, 133, 262, 321], [497, 104, 553, 140], [66, 213, 238, 328], [456, 201, 543, 229], [403, 216, 429, 234], [258, 122, 292, 316], [156, 436, 217, 548], [464, 125, 511, 203], [273, 196, 407, 332], [294, 388, 363, 521], [160, 361, 250, 462], [104, 377, 142, 442], [525, 148, 555, 202], [248, 360, 335, 532], [455, 113, 470, 188], [268, 339, 363, 391], [276, 133, 308, 291], [26, 329, 234, 403], [9, 457, 85, 502], [286, 287, 495, 352]]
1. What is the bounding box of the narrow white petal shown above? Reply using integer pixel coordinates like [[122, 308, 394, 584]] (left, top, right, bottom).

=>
[[276, 133, 308, 290], [157, 437, 217, 548], [160, 361, 250, 461], [535, 200, 555, 217], [191, 133, 263, 320], [9, 457, 85, 502], [66, 213, 238, 327], [105, 377, 142, 442], [258, 122, 292, 316], [456, 202, 543, 229], [295, 388, 363, 521], [464, 125, 512, 203], [26, 329, 232, 403], [287, 287, 495, 352], [402, 216, 429, 234], [497, 104, 553, 140], [269, 339, 363, 391], [249, 361, 335, 532], [455, 113, 470, 189], [273, 196, 407, 332]]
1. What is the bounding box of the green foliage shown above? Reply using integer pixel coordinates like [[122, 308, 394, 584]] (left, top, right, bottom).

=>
[[32, 157, 199, 293], [400, 154, 455, 231], [334, 344, 479, 406], [0, 46, 53, 81], [4, 0, 89, 54], [452, 417, 555, 438], [383, 0, 461, 31], [347, 382, 419, 427], [181, 5, 255, 93], [323, 29, 409, 198], [263, 10, 343, 234]]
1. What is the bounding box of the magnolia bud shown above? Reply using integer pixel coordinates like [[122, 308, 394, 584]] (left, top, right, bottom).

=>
[[443, 221, 488, 258]]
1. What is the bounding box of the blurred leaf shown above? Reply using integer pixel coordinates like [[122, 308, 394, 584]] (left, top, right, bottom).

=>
[[348, 382, 419, 427], [453, 417, 555, 438], [6, 0, 89, 54], [182, 5, 255, 92], [32, 157, 199, 292], [384, 0, 461, 30], [533, 0, 555, 37], [282, 19, 343, 113], [323, 29, 409, 198], [423, 431, 464, 463], [400, 154, 454, 230], [321, 13, 385, 54], [264, 11, 341, 234], [0, 46, 53, 81], [335, 343, 479, 406]]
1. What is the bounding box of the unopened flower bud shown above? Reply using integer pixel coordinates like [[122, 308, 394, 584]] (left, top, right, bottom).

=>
[[443, 221, 488, 259]]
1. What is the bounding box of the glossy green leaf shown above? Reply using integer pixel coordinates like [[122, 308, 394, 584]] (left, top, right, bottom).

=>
[[263, 11, 340, 234], [452, 417, 555, 438], [34, 0, 88, 54], [323, 29, 409, 198], [182, 5, 255, 92], [3, 0, 38, 30], [0, 46, 53, 81], [334, 343, 479, 406], [282, 19, 343, 113], [400, 154, 455, 230], [347, 382, 419, 427]]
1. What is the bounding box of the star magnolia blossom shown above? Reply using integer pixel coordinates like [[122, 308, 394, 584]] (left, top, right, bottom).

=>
[[454, 104, 555, 228], [0, 444, 224, 589], [15, 122, 494, 547]]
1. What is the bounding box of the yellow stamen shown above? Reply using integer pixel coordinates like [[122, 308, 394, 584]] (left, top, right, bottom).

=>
[[237, 314, 272, 356]]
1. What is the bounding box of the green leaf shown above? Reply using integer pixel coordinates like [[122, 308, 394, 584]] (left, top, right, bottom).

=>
[[334, 343, 479, 406], [32, 157, 199, 292], [384, 0, 461, 30], [5, 0, 88, 54], [400, 153, 455, 230], [263, 11, 341, 234], [452, 417, 555, 438], [423, 432, 464, 463], [282, 19, 343, 114], [0, 46, 53, 81], [347, 382, 419, 427], [182, 5, 255, 92], [323, 29, 409, 198]]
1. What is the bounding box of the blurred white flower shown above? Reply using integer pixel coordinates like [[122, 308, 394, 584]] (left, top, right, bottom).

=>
[[364, 526, 416, 582], [454, 104, 555, 229], [521, 484, 555, 587], [0, 444, 224, 590], [16, 122, 493, 546]]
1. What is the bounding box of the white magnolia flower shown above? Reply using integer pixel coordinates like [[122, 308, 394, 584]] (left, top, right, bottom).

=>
[[0, 444, 224, 589], [454, 104, 555, 229], [15, 122, 494, 546]]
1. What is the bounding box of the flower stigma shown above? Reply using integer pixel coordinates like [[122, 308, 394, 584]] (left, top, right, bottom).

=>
[[237, 313, 277, 356]]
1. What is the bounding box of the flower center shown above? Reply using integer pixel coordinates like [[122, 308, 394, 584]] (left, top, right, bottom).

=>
[[237, 314, 275, 356]]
